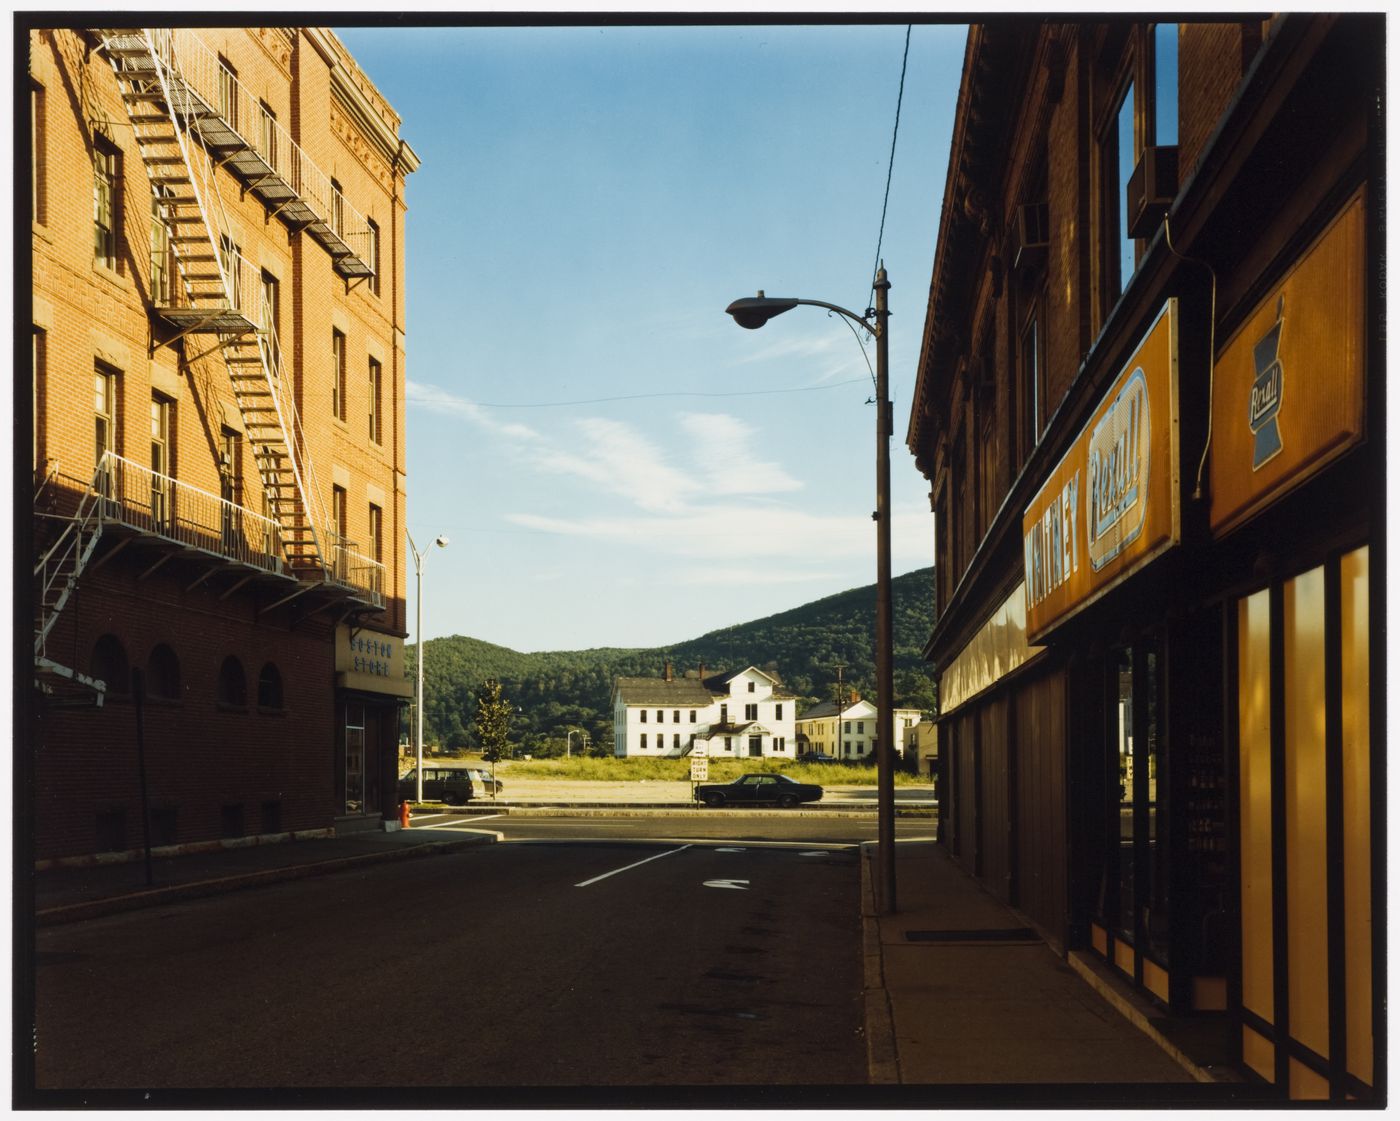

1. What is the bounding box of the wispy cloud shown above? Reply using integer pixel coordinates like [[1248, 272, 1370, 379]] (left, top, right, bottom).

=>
[[409, 378, 927, 572]]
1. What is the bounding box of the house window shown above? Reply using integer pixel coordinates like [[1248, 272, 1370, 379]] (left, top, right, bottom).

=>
[[775, 703, 783, 720], [331, 178, 344, 237], [748, 682, 755, 692], [147, 643, 181, 701], [1101, 26, 1178, 313], [260, 270, 280, 340], [150, 191, 172, 305], [368, 357, 382, 444], [91, 634, 129, 694], [217, 55, 238, 130], [1152, 24, 1179, 146], [689, 710, 697, 722], [32, 82, 46, 224], [332, 330, 347, 421], [217, 655, 247, 707], [640, 733, 647, 749], [332, 484, 347, 542], [368, 503, 383, 563], [219, 235, 243, 311], [257, 662, 284, 710], [844, 721, 852, 733], [640, 709, 647, 723], [33, 328, 46, 470], [745, 704, 757, 720], [367, 218, 381, 294], [656, 709, 663, 722], [1017, 296, 1046, 461], [673, 710, 680, 722], [150, 394, 172, 527], [94, 363, 117, 476], [724, 737, 732, 751], [258, 100, 277, 169], [857, 721, 865, 734], [720, 704, 728, 723], [93, 138, 118, 269], [673, 734, 680, 749]]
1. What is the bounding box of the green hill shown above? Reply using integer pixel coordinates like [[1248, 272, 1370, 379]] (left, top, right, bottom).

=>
[[411, 567, 937, 753]]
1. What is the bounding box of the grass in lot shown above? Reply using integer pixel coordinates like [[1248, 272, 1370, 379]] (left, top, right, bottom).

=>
[[490, 755, 928, 786]]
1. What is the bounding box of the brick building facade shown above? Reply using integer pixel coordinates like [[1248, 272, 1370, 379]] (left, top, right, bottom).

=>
[[908, 18, 1381, 1098], [28, 26, 419, 862]]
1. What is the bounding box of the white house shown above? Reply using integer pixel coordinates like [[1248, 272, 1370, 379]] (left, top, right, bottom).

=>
[[611, 665, 797, 760], [795, 692, 925, 761]]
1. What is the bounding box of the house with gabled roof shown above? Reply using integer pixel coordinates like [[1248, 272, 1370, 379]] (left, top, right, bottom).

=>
[[796, 692, 925, 761], [611, 663, 797, 759]]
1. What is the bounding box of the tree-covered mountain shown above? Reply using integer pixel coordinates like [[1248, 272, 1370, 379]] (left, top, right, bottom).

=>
[[411, 567, 937, 754]]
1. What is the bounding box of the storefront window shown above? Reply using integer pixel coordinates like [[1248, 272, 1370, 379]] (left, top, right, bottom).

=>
[[346, 703, 365, 814], [1114, 649, 1135, 943]]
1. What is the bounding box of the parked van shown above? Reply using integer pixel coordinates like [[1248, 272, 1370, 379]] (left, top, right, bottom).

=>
[[397, 766, 475, 805]]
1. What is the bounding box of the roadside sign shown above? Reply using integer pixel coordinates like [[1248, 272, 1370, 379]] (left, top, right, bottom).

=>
[[690, 756, 708, 781]]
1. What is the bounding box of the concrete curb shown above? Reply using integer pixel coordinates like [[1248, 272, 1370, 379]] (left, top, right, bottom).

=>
[[36, 834, 496, 927], [859, 842, 900, 1085], [419, 803, 934, 819]]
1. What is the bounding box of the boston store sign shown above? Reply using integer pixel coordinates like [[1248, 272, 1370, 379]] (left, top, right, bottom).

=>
[[1023, 300, 1181, 643]]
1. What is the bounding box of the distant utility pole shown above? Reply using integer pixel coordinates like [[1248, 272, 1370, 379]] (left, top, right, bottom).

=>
[[832, 662, 846, 757]]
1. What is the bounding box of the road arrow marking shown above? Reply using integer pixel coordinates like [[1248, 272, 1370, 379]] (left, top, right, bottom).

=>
[[704, 879, 750, 890]]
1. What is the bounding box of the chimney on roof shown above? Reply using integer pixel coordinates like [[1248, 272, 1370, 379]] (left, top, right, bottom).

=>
[[850, 690, 860, 704], [698, 662, 705, 681], [664, 660, 673, 682]]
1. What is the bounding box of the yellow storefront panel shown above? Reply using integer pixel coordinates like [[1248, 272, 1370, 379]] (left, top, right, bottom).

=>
[[1210, 192, 1366, 537], [1289, 1058, 1331, 1101], [1238, 590, 1273, 1024], [1340, 546, 1372, 1087], [1242, 1024, 1275, 1083], [1283, 566, 1329, 1061], [1023, 300, 1180, 641]]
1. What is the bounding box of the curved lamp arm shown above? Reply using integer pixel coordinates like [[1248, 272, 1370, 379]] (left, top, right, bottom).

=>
[[725, 292, 880, 337]]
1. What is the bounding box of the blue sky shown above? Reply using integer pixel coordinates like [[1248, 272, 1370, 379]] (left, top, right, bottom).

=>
[[335, 22, 967, 652]]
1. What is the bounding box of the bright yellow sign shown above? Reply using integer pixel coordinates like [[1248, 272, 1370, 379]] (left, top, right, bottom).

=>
[[1023, 300, 1181, 642], [1209, 192, 1366, 536]]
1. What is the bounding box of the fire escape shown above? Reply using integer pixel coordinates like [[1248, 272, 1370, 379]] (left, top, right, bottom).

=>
[[34, 28, 385, 701]]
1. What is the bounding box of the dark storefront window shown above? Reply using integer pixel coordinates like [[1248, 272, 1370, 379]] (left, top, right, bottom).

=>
[[1098, 635, 1169, 986]]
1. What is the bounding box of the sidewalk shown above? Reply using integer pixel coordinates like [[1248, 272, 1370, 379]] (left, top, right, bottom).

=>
[[31, 825, 497, 925], [859, 840, 1258, 1104]]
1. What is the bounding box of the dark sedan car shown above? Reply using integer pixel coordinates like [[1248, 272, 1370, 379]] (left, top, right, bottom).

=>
[[696, 773, 823, 809]]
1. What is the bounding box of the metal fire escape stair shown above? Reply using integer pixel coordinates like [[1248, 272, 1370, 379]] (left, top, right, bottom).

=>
[[95, 29, 330, 579], [34, 476, 108, 704]]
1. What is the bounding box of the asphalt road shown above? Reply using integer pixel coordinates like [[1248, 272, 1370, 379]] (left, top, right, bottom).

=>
[[35, 834, 868, 1094], [411, 810, 937, 845]]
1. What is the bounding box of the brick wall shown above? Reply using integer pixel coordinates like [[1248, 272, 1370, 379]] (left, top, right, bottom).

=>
[[29, 27, 414, 860]]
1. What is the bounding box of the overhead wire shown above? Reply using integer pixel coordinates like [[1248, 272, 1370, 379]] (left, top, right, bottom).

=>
[[869, 25, 912, 302]]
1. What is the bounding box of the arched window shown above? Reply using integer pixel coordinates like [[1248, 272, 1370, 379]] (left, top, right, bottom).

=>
[[257, 662, 283, 710], [91, 634, 128, 695], [147, 643, 181, 700], [217, 655, 247, 707]]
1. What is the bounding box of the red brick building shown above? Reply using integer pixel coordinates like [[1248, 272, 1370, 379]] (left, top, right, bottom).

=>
[[908, 17, 1381, 1098], [28, 26, 418, 861]]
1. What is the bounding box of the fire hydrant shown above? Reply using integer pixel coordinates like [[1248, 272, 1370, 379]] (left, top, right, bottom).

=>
[[398, 800, 411, 829]]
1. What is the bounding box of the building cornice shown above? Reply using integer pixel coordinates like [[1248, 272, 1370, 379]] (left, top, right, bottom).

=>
[[305, 27, 421, 177]]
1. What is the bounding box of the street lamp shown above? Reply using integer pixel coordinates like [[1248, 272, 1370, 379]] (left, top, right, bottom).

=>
[[407, 529, 449, 804], [725, 267, 897, 914]]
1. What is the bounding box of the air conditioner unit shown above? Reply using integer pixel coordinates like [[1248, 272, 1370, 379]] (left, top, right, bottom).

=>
[[1126, 145, 1179, 238], [1013, 202, 1049, 271]]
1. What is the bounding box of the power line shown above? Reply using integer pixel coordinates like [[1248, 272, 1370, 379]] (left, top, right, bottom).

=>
[[870, 25, 912, 300], [460, 377, 870, 409]]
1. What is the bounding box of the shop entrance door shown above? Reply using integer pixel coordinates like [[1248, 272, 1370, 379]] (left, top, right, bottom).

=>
[[1094, 637, 1171, 1002]]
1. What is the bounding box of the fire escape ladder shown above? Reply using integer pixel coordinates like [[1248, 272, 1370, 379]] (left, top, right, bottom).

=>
[[33, 468, 107, 686], [96, 28, 331, 580]]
